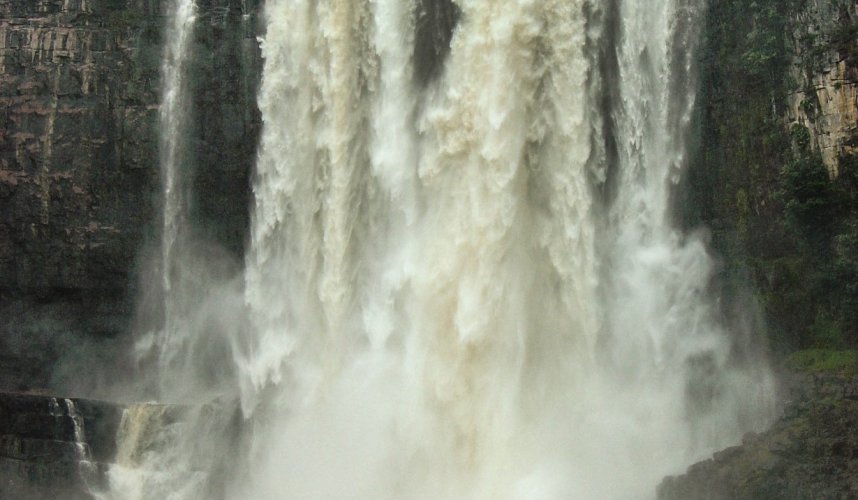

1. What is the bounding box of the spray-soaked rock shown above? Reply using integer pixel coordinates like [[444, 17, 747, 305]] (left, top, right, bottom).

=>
[[0, 392, 123, 500], [658, 372, 858, 500]]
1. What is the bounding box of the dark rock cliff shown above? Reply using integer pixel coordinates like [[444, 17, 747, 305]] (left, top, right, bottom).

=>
[[659, 369, 858, 500], [683, 0, 858, 351], [0, 0, 262, 393], [0, 391, 123, 500]]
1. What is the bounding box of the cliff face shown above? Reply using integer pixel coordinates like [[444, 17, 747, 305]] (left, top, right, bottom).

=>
[[787, 1, 858, 178], [0, 0, 261, 392], [0, 0, 169, 293], [663, 1, 858, 495], [0, 392, 124, 500], [687, 0, 858, 351]]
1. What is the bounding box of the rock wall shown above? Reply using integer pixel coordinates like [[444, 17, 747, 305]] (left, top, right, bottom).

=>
[[686, 0, 858, 350], [0, 0, 160, 293], [787, 1, 857, 178], [658, 370, 858, 499], [0, 0, 262, 393], [0, 392, 123, 500]]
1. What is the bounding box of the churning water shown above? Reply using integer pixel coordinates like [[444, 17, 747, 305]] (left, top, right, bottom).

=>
[[101, 1, 776, 499]]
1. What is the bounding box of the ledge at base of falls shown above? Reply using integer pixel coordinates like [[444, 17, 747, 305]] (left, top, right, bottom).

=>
[[0, 391, 126, 499], [4, 381, 858, 500], [658, 370, 858, 500], [0, 391, 223, 500]]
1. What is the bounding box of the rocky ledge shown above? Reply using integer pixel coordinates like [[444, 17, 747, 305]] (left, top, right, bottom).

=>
[[659, 367, 858, 500], [0, 390, 232, 499], [0, 391, 123, 499]]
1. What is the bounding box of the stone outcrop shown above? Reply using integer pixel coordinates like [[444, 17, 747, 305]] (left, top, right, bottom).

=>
[[413, 0, 460, 84], [658, 371, 858, 500], [0, 390, 203, 499], [787, 1, 858, 178]]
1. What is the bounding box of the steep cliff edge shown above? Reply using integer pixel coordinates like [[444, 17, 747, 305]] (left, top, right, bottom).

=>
[[0, 0, 261, 393]]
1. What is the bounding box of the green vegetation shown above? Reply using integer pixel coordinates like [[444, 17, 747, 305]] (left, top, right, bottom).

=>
[[780, 127, 836, 236], [785, 349, 858, 375], [687, 0, 858, 353]]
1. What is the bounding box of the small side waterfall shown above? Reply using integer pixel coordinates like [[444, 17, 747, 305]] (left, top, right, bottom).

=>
[[108, 1, 778, 499], [97, 2, 203, 498], [133, 0, 248, 399], [119, 0, 200, 388], [46, 398, 97, 489], [159, 0, 196, 306]]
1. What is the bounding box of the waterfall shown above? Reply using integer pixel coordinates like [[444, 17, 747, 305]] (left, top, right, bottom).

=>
[[135, 0, 244, 401], [109, 0, 776, 499], [137, 0, 203, 391], [96, 2, 204, 498], [48, 398, 96, 485], [159, 0, 196, 309], [233, 0, 776, 498]]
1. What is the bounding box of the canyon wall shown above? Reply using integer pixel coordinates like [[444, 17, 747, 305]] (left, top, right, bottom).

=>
[[0, 0, 261, 392], [685, 0, 858, 352]]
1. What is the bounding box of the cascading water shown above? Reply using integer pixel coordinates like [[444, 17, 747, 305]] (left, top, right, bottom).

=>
[[105, 0, 777, 499], [159, 0, 196, 310], [96, 2, 217, 498], [134, 0, 244, 402], [128, 0, 200, 386]]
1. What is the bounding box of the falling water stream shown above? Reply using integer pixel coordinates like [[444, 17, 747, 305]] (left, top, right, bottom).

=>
[[102, 1, 776, 499], [145, 0, 199, 377]]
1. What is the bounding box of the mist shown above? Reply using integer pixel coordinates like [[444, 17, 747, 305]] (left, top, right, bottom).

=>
[[89, 0, 778, 499]]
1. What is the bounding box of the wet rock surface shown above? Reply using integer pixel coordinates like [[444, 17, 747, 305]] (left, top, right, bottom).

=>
[[0, 0, 262, 394], [0, 0, 163, 294], [413, 0, 460, 84], [658, 371, 858, 500], [0, 391, 123, 500]]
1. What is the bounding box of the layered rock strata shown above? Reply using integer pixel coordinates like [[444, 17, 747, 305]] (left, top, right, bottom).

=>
[[0, 392, 123, 500], [0, 0, 261, 393]]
